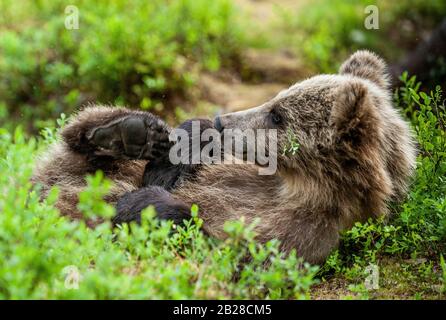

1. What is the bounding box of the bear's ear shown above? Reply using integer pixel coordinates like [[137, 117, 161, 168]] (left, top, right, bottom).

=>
[[339, 50, 389, 89], [330, 80, 379, 150]]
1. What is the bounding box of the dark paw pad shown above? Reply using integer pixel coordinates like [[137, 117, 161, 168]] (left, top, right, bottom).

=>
[[87, 116, 172, 160]]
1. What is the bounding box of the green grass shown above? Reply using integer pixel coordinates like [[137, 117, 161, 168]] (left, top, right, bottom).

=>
[[0, 128, 318, 299], [0, 0, 244, 130], [272, 0, 446, 73]]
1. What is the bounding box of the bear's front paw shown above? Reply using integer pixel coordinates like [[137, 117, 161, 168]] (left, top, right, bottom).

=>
[[87, 116, 172, 160]]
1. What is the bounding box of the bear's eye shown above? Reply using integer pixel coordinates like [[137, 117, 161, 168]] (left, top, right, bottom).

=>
[[270, 111, 282, 125]]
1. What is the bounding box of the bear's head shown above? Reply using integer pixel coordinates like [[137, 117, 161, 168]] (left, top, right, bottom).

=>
[[214, 50, 416, 211]]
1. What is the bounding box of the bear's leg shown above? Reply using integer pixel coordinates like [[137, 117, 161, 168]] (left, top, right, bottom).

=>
[[61, 106, 172, 164], [113, 186, 191, 227], [143, 118, 216, 190]]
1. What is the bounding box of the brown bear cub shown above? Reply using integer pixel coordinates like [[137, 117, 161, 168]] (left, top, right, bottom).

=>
[[32, 51, 416, 264]]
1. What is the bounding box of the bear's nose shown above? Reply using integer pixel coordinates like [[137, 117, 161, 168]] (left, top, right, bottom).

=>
[[214, 116, 224, 133]]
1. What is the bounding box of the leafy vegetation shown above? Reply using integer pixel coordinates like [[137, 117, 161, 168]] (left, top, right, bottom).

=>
[[0, 124, 318, 299], [274, 0, 446, 73], [282, 128, 300, 156], [0, 0, 244, 130]]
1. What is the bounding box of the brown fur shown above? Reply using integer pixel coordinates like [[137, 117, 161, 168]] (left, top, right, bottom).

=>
[[174, 50, 416, 264], [32, 106, 150, 226], [32, 51, 416, 263]]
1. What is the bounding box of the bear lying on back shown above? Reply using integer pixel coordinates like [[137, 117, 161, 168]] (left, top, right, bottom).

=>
[[32, 51, 416, 264]]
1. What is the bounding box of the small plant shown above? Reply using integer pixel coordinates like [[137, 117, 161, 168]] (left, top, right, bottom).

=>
[[77, 172, 115, 221], [282, 128, 300, 156], [39, 113, 66, 146]]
